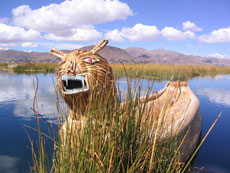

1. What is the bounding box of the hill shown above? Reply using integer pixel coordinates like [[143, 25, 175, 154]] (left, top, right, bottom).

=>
[[125, 47, 230, 66], [0, 46, 230, 66], [0, 49, 59, 63]]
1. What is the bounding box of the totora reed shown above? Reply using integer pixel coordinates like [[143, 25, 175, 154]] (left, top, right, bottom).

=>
[[29, 39, 205, 172]]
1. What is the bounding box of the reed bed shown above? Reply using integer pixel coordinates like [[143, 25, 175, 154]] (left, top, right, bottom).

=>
[[111, 64, 230, 80], [0, 62, 8, 69], [8, 62, 58, 74], [1, 62, 230, 80]]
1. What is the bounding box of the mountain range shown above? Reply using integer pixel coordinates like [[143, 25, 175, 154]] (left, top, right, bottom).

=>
[[0, 45, 230, 66]]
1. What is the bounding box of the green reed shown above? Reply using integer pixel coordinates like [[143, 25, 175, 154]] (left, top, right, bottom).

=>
[[29, 78, 189, 173], [111, 64, 230, 80], [10, 62, 58, 74], [2, 62, 230, 80], [0, 62, 8, 69], [27, 70, 222, 172]]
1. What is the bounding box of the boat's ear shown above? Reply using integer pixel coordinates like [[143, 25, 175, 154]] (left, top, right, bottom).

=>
[[90, 38, 108, 54], [50, 48, 66, 60]]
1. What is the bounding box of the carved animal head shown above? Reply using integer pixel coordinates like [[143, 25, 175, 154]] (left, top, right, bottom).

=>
[[51, 39, 116, 114]]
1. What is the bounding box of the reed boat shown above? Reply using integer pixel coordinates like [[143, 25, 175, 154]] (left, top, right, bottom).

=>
[[140, 81, 202, 162], [51, 38, 202, 165]]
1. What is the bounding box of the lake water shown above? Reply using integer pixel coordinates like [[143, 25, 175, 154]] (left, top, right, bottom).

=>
[[0, 71, 230, 172]]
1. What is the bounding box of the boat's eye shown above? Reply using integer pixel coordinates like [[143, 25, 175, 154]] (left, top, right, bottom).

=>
[[84, 57, 99, 64]]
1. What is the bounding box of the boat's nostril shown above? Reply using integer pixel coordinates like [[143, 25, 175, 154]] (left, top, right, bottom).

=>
[[66, 61, 77, 74]]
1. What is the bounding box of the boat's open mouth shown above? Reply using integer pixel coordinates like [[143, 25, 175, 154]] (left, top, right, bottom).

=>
[[61, 75, 89, 94]]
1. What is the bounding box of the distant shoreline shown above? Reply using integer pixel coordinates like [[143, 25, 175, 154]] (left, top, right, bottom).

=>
[[1, 62, 230, 80]]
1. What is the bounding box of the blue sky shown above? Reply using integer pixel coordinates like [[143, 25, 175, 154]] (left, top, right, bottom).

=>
[[0, 0, 229, 59]]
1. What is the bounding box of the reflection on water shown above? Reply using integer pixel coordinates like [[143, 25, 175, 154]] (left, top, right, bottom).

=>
[[0, 72, 64, 123], [0, 155, 19, 173], [0, 71, 230, 172], [197, 88, 230, 107], [0, 71, 61, 172]]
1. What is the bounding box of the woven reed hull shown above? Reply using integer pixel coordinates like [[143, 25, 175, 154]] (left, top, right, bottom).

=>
[[145, 81, 202, 162], [60, 81, 201, 163]]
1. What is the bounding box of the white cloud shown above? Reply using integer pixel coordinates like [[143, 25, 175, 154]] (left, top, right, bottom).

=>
[[199, 27, 230, 43], [208, 53, 229, 59], [0, 43, 18, 47], [106, 24, 160, 42], [44, 27, 102, 42], [21, 42, 38, 48], [161, 27, 195, 41], [0, 23, 40, 44], [121, 24, 160, 42], [183, 21, 202, 32], [105, 29, 124, 42], [0, 47, 9, 50], [12, 0, 133, 36]]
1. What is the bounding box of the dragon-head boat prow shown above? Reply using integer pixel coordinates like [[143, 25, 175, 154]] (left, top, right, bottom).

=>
[[51, 39, 116, 117]]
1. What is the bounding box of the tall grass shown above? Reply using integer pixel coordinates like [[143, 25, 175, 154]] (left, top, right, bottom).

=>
[[28, 75, 222, 172], [29, 78, 190, 173]]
